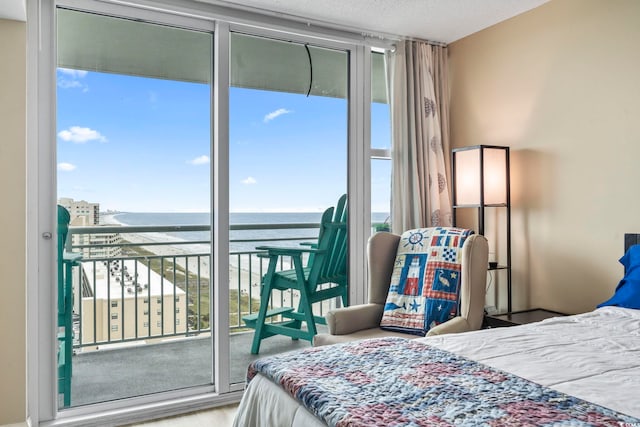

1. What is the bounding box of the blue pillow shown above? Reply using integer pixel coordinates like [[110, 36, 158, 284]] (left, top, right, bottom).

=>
[[597, 244, 640, 309]]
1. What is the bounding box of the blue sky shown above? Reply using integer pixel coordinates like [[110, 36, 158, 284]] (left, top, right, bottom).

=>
[[57, 69, 391, 213]]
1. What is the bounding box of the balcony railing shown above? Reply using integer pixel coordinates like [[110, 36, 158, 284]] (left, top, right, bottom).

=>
[[65, 222, 342, 350]]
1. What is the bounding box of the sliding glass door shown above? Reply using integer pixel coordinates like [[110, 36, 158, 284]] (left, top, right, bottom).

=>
[[55, 6, 214, 408], [37, 0, 379, 422], [227, 32, 349, 384]]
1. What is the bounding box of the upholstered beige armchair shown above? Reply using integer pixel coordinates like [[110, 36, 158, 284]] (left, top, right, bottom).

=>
[[313, 231, 489, 347]]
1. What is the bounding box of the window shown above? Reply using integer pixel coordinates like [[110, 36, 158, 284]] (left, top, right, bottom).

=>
[[176, 319, 180, 325], [157, 298, 162, 304], [156, 321, 162, 328], [111, 325, 118, 332], [371, 51, 391, 232], [111, 301, 118, 307], [157, 309, 162, 315], [143, 321, 149, 328], [111, 313, 118, 320], [175, 307, 180, 314]]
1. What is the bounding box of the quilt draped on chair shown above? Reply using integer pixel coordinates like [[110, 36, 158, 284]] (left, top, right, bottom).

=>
[[379, 227, 474, 336]]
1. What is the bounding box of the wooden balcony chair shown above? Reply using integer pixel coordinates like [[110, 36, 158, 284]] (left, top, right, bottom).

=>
[[57, 205, 82, 407], [243, 195, 348, 354]]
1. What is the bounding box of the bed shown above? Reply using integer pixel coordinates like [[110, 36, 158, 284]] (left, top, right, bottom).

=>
[[233, 306, 640, 426], [233, 240, 640, 426]]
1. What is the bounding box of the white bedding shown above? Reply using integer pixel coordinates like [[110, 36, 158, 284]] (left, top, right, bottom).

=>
[[233, 307, 640, 426]]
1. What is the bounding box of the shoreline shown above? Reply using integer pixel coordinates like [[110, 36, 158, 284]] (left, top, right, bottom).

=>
[[96, 213, 338, 314], [101, 213, 265, 295]]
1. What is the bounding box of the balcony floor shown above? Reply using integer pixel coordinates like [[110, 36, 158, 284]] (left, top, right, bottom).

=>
[[68, 329, 324, 407]]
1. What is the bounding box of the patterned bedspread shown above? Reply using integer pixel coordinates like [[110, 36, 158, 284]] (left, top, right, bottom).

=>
[[247, 337, 639, 426]]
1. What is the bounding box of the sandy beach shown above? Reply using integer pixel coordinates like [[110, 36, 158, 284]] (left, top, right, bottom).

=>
[[101, 214, 275, 302], [96, 213, 340, 318]]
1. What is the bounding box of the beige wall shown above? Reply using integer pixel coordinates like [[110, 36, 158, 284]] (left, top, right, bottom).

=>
[[0, 18, 27, 426], [449, 0, 640, 314], [1, 0, 637, 423]]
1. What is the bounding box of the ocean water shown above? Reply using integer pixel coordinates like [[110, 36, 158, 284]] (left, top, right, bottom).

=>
[[110, 211, 390, 253]]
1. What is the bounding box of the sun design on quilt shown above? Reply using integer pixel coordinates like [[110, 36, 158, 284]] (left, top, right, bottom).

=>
[[402, 230, 426, 250]]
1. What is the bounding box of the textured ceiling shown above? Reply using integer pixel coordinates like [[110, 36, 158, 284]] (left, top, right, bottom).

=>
[[202, 0, 550, 43], [0, 0, 550, 42]]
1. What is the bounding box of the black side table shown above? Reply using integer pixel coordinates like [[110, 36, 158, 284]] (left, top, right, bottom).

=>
[[483, 308, 567, 328]]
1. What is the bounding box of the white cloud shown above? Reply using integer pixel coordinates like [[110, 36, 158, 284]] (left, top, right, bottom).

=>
[[263, 108, 292, 123], [58, 68, 88, 78], [241, 176, 257, 185], [57, 80, 83, 89], [57, 68, 90, 92], [57, 162, 77, 172], [189, 155, 210, 165], [58, 126, 107, 143], [57, 78, 89, 92]]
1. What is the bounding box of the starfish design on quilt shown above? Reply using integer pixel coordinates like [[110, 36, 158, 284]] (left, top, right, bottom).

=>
[[403, 230, 426, 250], [437, 303, 443, 311], [451, 272, 457, 279], [410, 299, 420, 312]]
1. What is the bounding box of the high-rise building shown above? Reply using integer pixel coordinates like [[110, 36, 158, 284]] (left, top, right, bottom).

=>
[[58, 197, 99, 225], [58, 197, 122, 258]]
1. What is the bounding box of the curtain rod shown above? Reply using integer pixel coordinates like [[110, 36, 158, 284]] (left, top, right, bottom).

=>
[[200, 0, 448, 49], [405, 37, 448, 48], [102, 0, 447, 50]]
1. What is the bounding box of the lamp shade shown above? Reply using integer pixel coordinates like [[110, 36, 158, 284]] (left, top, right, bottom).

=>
[[453, 146, 509, 206]]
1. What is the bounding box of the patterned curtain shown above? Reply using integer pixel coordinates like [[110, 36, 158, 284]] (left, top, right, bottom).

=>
[[386, 40, 452, 233]]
